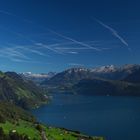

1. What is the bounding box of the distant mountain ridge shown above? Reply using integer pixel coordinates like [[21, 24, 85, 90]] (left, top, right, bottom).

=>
[[90, 64, 140, 80], [20, 72, 56, 84], [40, 64, 140, 96], [41, 64, 140, 86]]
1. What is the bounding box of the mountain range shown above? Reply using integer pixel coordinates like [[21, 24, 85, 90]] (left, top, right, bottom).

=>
[[40, 64, 140, 96]]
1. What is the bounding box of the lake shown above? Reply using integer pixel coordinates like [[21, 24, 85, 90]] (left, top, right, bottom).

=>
[[32, 93, 140, 140]]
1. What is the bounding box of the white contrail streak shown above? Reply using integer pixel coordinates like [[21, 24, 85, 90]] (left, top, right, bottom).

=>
[[0, 10, 100, 51], [0, 9, 33, 24], [0, 10, 109, 53], [0, 10, 17, 17], [35, 43, 64, 54], [15, 46, 47, 56], [47, 29, 101, 51], [94, 18, 129, 47]]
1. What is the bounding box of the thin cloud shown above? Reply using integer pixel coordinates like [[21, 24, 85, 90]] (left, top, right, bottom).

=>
[[0, 49, 50, 64], [0, 51, 27, 62], [0, 45, 31, 62], [0, 48, 30, 60], [10, 58, 29, 63], [9, 58, 49, 64], [14, 45, 48, 57], [94, 18, 129, 48]]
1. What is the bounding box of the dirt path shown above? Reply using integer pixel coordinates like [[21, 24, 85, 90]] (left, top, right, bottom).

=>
[[41, 130, 48, 140]]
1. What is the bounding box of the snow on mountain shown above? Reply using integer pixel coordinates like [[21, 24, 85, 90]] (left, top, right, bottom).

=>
[[22, 72, 49, 78], [20, 72, 56, 84], [90, 65, 117, 73]]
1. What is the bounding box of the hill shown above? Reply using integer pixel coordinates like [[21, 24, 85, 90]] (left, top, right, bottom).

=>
[[0, 102, 34, 123], [0, 102, 103, 140], [0, 71, 48, 109]]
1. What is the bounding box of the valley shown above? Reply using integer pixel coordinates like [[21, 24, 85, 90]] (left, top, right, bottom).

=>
[[0, 64, 140, 140]]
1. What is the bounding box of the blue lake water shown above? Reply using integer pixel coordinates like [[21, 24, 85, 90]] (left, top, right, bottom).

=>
[[32, 93, 140, 140]]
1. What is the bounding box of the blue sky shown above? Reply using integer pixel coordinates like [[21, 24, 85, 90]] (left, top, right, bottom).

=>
[[0, 0, 139, 73]]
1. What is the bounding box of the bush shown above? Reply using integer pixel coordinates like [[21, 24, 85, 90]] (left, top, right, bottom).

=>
[[36, 124, 43, 132]]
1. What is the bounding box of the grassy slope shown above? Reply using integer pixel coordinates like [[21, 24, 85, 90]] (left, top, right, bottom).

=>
[[0, 101, 104, 140], [0, 121, 104, 140], [45, 126, 104, 140], [0, 71, 48, 109], [0, 102, 35, 123], [0, 121, 41, 139]]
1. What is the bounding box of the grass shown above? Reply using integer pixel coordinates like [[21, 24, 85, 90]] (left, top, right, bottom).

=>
[[44, 125, 104, 140], [0, 120, 41, 140], [0, 120, 104, 140], [16, 87, 31, 99], [45, 126, 77, 140]]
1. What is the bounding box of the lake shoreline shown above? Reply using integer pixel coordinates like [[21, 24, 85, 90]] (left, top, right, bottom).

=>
[[32, 93, 140, 140]]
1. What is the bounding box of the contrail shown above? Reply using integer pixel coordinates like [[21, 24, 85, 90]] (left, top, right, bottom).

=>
[[47, 29, 101, 51], [0, 10, 17, 17], [14, 46, 48, 56], [94, 18, 129, 47], [35, 43, 64, 54], [0, 10, 100, 51], [0, 26, 36, 44], [0, 9, 102, 52], [0, 9, 33, 24], [0, 48, 30, 61]]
